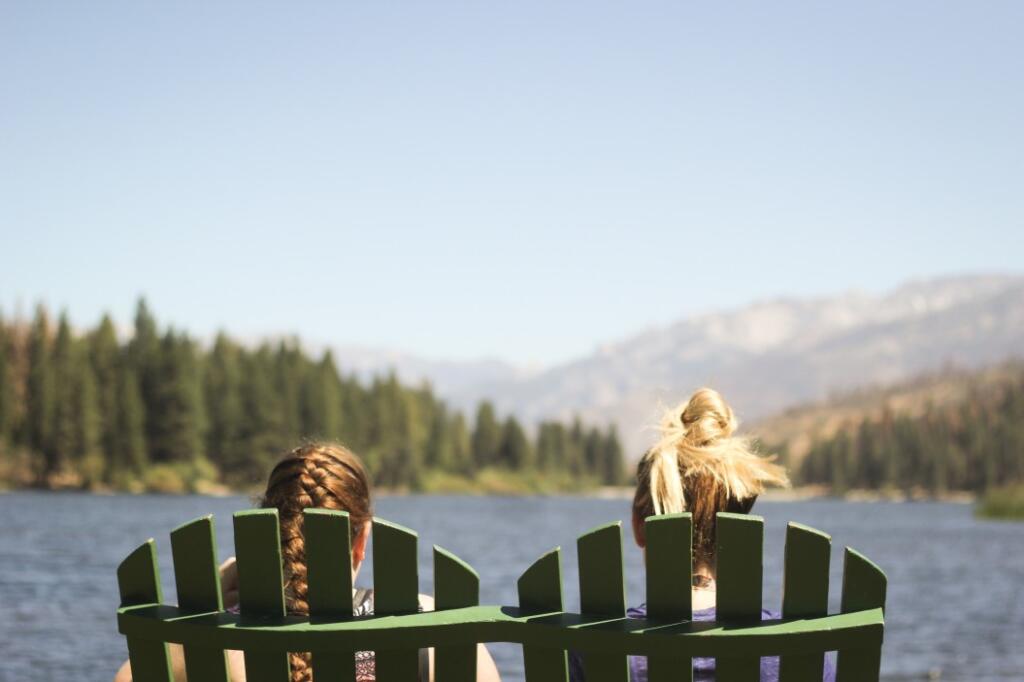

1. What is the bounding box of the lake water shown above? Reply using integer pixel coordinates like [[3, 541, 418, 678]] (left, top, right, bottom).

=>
[[2, 492, 1022, 681]]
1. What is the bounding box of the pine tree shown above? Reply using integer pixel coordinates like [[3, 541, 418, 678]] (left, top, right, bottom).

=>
[[0, 316, 13, 448], [830, 431, 851, 494], [888, 417, 912, 489], [50, 313, 78, 476], [449, 413, 473, 475], [74, 350, 103, 486], [149, 331, 205, 463], [471, 401, 501, 469], [114, 361, 147, 477], [999, 381, 1024, 482], [204, 334, 244, 473], [424, 404, 453, 471], [339, 376, 369, 452], [498, 416, 532, 469], [236, 346, 287, 482], [89, 315, 121, 463], [301, 350, 342, 440], [129, 298, 160, 457], [391, 374, 424, 489], [583, 427, 604, 477], [367, 373, 422, 488], [535, 422, 556, 470], [566, 417, 585, 475], [855, 418, 876, 488], [601, 425, 625, 484], [542, 422, 570, 472], [274, 340, 305, 446]]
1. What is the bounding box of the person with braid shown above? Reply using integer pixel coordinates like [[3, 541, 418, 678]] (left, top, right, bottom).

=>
[[115, 442, 500, 682], [570, 388, 834, 682]]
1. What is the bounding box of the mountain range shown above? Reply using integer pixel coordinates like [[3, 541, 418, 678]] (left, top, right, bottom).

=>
[[332, 274, 1024, 458]]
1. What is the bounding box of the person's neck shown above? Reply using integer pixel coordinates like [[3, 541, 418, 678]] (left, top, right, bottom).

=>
[[691, 569, 716, 611], [691, 585, 716, 611]]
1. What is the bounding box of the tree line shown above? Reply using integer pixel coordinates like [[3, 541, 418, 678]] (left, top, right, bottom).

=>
[[0, 301, 626, 492], [797, 368, 1024, 494]]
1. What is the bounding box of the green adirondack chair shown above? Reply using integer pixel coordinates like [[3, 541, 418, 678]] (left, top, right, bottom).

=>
[[117, 510, 886, 682]]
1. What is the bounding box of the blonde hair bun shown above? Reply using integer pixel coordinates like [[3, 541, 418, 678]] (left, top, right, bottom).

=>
[[647, 387, 789, 515], [677, 387, 738, 445]]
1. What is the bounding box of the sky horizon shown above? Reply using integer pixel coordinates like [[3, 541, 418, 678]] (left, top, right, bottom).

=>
[[2, 269, 1019, 370], [3, 3, 1022, 366]]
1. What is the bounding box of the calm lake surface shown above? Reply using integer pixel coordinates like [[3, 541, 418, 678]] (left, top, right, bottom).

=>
[[2, 492, 1023, 681]]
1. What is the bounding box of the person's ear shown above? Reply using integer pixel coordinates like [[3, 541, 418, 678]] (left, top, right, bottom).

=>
[[632, 510, 646, 549], [351, 520, 370, 567]]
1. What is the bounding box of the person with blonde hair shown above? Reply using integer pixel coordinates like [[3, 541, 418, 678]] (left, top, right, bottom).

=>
[[571, 388, 834, 681]]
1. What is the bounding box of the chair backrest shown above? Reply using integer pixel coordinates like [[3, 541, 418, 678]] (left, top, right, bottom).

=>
[[117, 510, 886, 682]]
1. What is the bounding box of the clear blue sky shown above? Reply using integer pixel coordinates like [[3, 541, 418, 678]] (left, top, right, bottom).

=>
[[2, 2, 1021, 366]]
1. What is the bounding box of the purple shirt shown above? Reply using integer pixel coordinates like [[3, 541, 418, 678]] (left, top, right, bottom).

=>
[[569, 604, 836, 682]]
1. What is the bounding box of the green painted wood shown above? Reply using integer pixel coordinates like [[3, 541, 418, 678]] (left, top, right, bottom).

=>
[[839, 548, 887, 615], [517, 548, 564, 614], [434, 545, 480, 682], [117, 540, 173, 682], [836, 548, 887, 682], [644, 513, 693, 682], [234, 509, 290, 682], [118, 540, 166, 606], [577, 522, 628, 682], [372, 518, 419, 680], [124, 637, 175, 682], [118, 602, 885, 659], [305, 509, 355, 682], [779, 523, 831, 682], [517, 548, 568, 682], [117, 512, 887, 680], [644, 513, 693, 621], [170, 515, 229, 682], [716, 512, 763, 681], [577, 523, 627, 616], [306, 509, 354, 616]]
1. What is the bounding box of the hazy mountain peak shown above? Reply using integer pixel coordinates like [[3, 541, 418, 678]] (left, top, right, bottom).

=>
[[317, 273, 1024, 458], [453, 273, 1024, 455]]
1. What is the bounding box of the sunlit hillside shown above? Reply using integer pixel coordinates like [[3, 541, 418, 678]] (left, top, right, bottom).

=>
[[751, 362, 1024, 494]]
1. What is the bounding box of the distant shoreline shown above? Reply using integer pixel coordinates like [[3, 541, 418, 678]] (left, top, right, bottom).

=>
[[584, 485, 976, 504], [0, 483, 978, 503]]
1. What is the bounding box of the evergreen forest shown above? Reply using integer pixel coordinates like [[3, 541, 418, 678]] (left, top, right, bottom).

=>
[[796, 367, 1024, 495], [0, 301, 625, 493]]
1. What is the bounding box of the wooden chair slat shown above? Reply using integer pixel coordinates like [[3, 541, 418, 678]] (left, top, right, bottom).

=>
[[118, 511, 888, 682], [517, 547, 564, 613], [644, 513, 693, 682], [779, 523, 831, 682], [117, 540, 173, 682], [433, 545, 480, 682], [170, 515, 229, 682], [716, 512, 764, 681], [372, 518, 420, 680], [119, 599, 886, 657], [308, 653, 354, 682], [577, 522, 628, 682], [234, 510, 290, 682], [305, 509, 355, 682], [836, 548, 887, 682], [517, 548, 568, 682], [118, 539, 165, 606]]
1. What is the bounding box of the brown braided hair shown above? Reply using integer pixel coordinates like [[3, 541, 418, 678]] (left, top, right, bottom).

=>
[[259, 442, 373, 682]]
